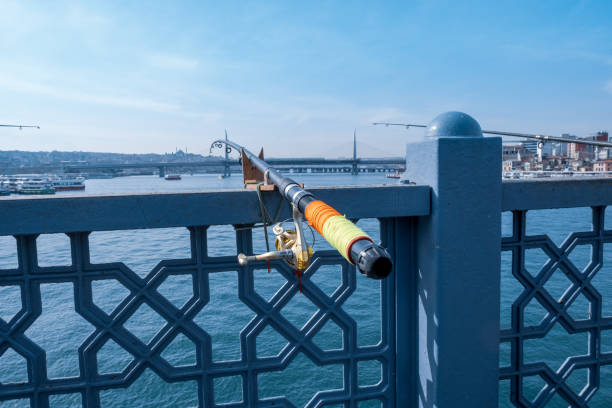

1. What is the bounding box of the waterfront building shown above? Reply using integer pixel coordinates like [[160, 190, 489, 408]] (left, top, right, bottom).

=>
[[541, 141, 554, 157], [502, 159, 513, 172], [502, 144, 526, 161], [521, 140, 538, 154], [542, 155, 569, 171], [593, 159, 612, 172], [557, 133, 577, 156]]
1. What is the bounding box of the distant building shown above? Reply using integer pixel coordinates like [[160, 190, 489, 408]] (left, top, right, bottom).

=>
[[502, 160, 514, 172], [499, 130, 609, 172], [541, 142, 554, 157], [558, 134, 577, 157], [593, 160, 612, 172], [568, 132, 608, 161], [592, 132, 610, 160], [502, 145, 526, 161], [569, 141, 589, 160], [594, 131, 609, 142], [521, 141, 538, 154]]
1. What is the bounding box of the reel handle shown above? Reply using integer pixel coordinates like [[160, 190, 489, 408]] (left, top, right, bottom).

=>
[[237, 249, 293, 266]]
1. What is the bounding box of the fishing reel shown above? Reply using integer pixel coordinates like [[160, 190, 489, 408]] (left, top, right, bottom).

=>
[[237, 205, 314, 271]]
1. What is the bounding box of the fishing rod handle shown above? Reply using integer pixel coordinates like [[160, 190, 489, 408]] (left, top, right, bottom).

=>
[[303, 199, 392, 279]]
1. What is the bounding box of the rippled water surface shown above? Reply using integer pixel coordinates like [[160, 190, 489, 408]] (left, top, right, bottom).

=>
[[0, 174, 610, 407]]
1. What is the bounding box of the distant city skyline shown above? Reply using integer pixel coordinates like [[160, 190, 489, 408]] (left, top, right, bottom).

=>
[[1, 1, 611, 157]]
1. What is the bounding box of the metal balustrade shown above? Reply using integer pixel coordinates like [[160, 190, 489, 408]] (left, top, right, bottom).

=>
[[0, 186, 428, 408], [3, 112, 612, 407], [500, 182, 612, 407]]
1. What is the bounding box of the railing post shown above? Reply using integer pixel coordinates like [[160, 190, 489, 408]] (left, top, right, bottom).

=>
[[403, 112, 502, 407]]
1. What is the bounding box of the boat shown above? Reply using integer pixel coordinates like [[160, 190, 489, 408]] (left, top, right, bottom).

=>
[[0, 176, 22, 193], [16, 177, 55, 195], [385, 169, 404, 179], [164, 174, 181, 180], [51, 176, 85, 191], [0, 179, 11, 195]]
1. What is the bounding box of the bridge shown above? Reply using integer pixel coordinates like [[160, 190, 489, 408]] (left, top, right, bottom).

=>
[[0, 136, 405, 177], [1, 112, 610, 407], [0, 157, 405, 177], [59, 157, 404, 177]]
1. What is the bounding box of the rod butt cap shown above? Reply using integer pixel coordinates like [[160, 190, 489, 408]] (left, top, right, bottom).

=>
[[355, 245, 392, 279]]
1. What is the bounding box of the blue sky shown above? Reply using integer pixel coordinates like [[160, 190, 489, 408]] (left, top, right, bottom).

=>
[[0, 0, 611, 157]]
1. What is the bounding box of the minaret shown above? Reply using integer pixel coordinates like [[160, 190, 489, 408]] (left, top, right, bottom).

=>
[[352, 129, 358, 175]]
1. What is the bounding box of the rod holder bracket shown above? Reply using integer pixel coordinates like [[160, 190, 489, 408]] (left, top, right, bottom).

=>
[[243, 148, 277, 190]]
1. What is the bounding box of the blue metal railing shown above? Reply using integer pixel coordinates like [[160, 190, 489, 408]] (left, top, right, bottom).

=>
[[499, 184, 612, 407], [0, 186, 428, 407], [3, 112, 612, 407]]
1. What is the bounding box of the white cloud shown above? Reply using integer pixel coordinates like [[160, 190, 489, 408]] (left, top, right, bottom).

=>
[[148, 54, 199, 70], [0, 77, 181, 113], [605, 80, 612, 95]]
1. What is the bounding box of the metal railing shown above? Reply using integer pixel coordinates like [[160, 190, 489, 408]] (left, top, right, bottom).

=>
[[500, 179, 612, 407], [0, 185, 428, 408], [2, 111, 612, 407]]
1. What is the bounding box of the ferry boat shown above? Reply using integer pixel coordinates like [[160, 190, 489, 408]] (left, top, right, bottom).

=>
[[164, 174, 182, 180], [385, 169, 404, 179], [1, 176, 22, 193], [16, 178, 55, 195], [51, 176, 86, 191], [0, 178, 11, 195]]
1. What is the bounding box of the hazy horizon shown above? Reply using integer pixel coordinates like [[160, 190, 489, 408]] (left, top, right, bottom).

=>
[[1, 1, 611, 157]]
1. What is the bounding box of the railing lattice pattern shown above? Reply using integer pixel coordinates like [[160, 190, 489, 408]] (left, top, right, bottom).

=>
[[0, 223, 394, 407]]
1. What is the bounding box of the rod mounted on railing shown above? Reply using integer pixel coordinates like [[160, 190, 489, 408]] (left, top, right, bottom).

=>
[[0, 124, 40, 130], [210, 138, 392, 279], [373, 122, 612, 148]]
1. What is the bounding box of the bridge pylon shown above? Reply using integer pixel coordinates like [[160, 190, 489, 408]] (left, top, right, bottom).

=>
[[351, 129, 358, 175]]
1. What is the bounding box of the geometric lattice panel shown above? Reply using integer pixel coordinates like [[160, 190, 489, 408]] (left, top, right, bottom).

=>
[[0, 220, 395, 407], [500, 207, 612, 407]]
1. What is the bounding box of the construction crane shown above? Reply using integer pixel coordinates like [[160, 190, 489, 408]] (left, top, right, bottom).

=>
[[372, 122, 612, 148], [0, 124, 40, 130]]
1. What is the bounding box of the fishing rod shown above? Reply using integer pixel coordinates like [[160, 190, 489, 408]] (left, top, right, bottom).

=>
[[372, 122, 612, 148], [210, 138, 392, 279], [0, 124, 40, 130]]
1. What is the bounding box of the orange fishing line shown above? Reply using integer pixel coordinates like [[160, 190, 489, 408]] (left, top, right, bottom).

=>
[[304, 200, 341, 235]]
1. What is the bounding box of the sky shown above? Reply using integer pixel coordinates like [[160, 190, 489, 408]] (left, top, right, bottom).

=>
[[0, 0, 611, 157]]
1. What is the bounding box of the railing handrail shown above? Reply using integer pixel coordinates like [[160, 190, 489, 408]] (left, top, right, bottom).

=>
[[502, 178, 612, 211], [0, 185, 430, 236]]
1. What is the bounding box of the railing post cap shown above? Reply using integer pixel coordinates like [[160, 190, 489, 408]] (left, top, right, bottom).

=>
[[426, 111, 483, 138]]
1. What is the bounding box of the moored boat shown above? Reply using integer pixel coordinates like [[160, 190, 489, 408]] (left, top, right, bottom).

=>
[[51, 176, 86, 191], [16, 177, 56, 195], [164, 174, 181, 180], [0, 176, 22, 193], [385, 169, 404, 179]]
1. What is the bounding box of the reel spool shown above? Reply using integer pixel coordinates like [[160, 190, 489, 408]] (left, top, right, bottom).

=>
[[272, 222, 313, 271], [237, 204, 314, 271]]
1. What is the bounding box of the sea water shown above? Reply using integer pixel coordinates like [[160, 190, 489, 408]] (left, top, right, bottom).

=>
[[0, 174, 610, 407]]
